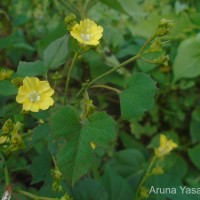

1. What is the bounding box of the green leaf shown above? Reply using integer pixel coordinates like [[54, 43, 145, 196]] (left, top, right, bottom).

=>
[[72, 178, 108, 200], [43, 35, 69, 70], [129, 13, 162, 38], [50, 106, 116, 185], [148, 154, 188, 200], [0, 80, 17, 96], [29, 148, 52, 184], [165, 190, 200, 200], [119, 73, 157, 119], [101, 166, 134, 200], [99, 0, 125, 13], [188, 144, 200, 170], [119, 131, 147, 155], [190, 109, 200, 142], [173, 34, 200, 82], [50, 106, 81, 138], [31, 124, 50, 145], [17, 60, 47, 77], [118, 0, 146, 20], [107, 149, 146, 182]]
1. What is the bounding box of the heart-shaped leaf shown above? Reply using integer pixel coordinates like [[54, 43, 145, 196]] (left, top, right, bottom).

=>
[[119, 73, 157, 119], [50, 106, 117, 185]]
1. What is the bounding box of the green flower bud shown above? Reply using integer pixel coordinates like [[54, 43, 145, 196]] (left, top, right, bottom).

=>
[[0, 69, 13, 80], [2, 119, 13, 134], [51, 168, 62, 180], [85, 99, 96, 117], [60, 194, 73, 200], [11, 77, 23, 87], [51, 168, 63, 192], [11, 121, 23, 135], [153, 55, 170, 66], [140, 187, 149, 199], [11, 134, 22, 145], [51, 72, 62, 81], [65, 13, 77, 31], [52, 180, 63, 193], [151, 166, 164, 175], [0, 135, 8, 144], [156, 18, 174, 37], [149, 38, 162, 52], [9, 134, 22, 151]]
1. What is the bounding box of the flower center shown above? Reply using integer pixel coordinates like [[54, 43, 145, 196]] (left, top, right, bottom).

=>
[[28, 91, 41, 102], [81, 33, 92, 41]]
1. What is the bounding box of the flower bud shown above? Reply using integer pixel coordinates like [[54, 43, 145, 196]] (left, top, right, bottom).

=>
[[65, 13, 77, 31], [85, 99, 96, 117], [0, 69, 13, 80], [60, 194, 73, 200], [140, 187, 149, 199], [2, 119, 13, 134], [153, 55, 170, 66], [10, 134, 22, 151], [151, 166, 164, 175], [51, 168, 63, 192], [156, 18, 174, 37], [0, 135, 8, 144], [11, 77, 23, 87], [149, 38, 162, 52]]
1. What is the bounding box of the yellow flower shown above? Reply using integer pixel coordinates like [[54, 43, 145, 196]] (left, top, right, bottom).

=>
[[154, 134, 177, 158], [70, 18, 103, 45], [16, 77, 54, 112]]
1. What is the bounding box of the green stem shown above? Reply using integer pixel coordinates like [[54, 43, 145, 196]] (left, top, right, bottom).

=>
[[135, 156, 156, 200], [138, 34, 156, 54], [86, 53, 142, 89], [0, 152, 10, 185], [140, 57, 158, 64], [76, 32, 157, 101], [91, 84, 121, 94], [16, 190, 59, 200], [4, 165, 10, 185], [52, 156, 59, 170], [64, 52, 78, 104]]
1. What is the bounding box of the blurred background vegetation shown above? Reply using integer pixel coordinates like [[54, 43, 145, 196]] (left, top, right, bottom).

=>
[[1, 0, 200, 200]]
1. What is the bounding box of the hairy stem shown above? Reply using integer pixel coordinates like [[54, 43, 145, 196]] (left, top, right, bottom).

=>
[[138, 34, 157, 54], [64, 52, 78, 104], [86, 34, 156, 90], [91, 84, 121, 94], [135, 156, 156, 200], [16, 190, 59, 200], [86, 53, 142, 89], [140, 57, 158, 64]]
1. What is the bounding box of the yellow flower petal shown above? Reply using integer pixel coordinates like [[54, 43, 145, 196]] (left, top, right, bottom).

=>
[[16, 95, 26, 103], [30, 104, 40, 112], [154, 134, 178, 158], [39, 97, 54, 110], [37, 81, 51, 92], [23, 102, 32, 111], [16, 77, 54, 112], [70, 18, 103, 46]]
